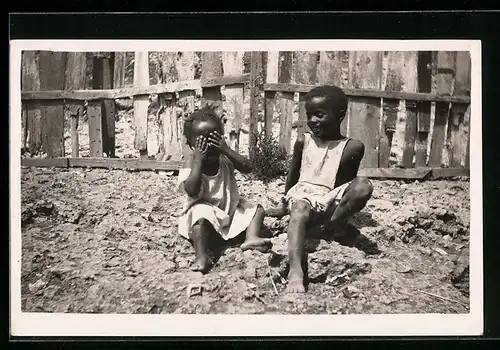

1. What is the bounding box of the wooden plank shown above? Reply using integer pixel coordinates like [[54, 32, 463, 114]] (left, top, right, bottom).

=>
[[358, 167, 432, 180], [278, 51, 294, 154], [93, 55, 116, 157], [87, 101, 103, 157], [113, 52, 127, 88], [348, 51, 383, 168], [222, 52, 244, 152], [202, 74, 250, 88], [429, 51, 456, 167], [158, 94, 183, 161], [64, 52, 87, 158], [292, 51, 318, 85], [249, 51, 263, 156], [38, 51, 67, 158], [201, 52, 223, 102], [379, 99, 398, 168], [21, 157, 69, 168], [402, 101, 418, 168], [262, 83, 470, 104], [318, 51, 350, 87], [67, 157, 183, 171], [22, 51, 43, 155], [448, 51, 472, 168], [431, 167, 469, 179], [264, 51, 279, 136], [415, 51, 433, 167], [298, 94, 308, 138], [133, 51, 150, 159], [22, 80, 202, 101]]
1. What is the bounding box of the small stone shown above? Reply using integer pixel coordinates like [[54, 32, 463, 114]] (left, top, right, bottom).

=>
[[442, 235, 453, 248], [342, 285, 360, 298], [396, 262, 412, 273], [247, 283, 257, 290], [434, 247, 448, 256], [28, 279, 47, 294]]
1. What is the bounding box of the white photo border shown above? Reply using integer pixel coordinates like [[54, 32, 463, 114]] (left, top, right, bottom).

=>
[[9, 39, 483, 337]]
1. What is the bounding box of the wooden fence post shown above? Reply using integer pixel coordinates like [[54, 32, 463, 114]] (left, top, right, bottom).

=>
[[264, 51, 279, 136], [65, 52, 87, 158], [415, 51, 433, 167], [113, 52, 127, 89], [201, 52, 223, 103], [294, 51, 319, 139], [38, 51, 67, 158], [21, 51, 42, 155], [277, 51, 294, 154], [176, 52, 197, 160], [133, 51, 150, 159], [249, 51, 264, 157], [222, 52, 244, 152], [429, 51, 456, 167], [348, 51, 383, 168], [93, 54, 116, 157]]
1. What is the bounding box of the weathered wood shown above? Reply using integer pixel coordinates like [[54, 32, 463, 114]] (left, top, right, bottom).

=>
[[402, 101, 418, 168], [379, 99, 398, 168], [431, 167, 469, 179], [447, 51, 471, 168], [292, 51, 319, 85], [133, 51, 150, 159], [318, 51, 350, 87], [429, 51, 456, 167], [64, 53, 87, 158], [358, 167, 432, 180], [21, 157, 69, 168], [415, 51, 433, 167], [67, 157, 183, 171], [266, 51, 279, 84], [158, 94, 183, 161], [38, 51, 67, 157], [278, 51, 294, 153], [21, 80, 203, 101], [201, 52, 222, 102], [264, 51, 279, 137], [93, 55, 116, 157], [113, 52, 127, 88], [222, 52, 244, 152], [348, 51, 383, 168], [249, 51, 263, 156], [87, 101, 103, 157], [298, 94, 308, 138], [202, 74, 249, 88], [263, 83, 470, 104], [264, 91, 277, 136], [22, 51, 42, 155]]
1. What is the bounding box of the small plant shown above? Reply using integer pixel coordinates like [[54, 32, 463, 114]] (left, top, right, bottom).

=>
[[249, 131, 290, 183]]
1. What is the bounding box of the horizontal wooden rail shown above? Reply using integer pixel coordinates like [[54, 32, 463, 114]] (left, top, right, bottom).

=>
[[264, 83, 471, 104], [21, 74, 250, 101], [21, 157, 470, 179]]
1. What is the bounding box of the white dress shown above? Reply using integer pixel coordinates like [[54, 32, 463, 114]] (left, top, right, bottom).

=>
[[285, 133, 351, 213], [177, 154, 258, 240]]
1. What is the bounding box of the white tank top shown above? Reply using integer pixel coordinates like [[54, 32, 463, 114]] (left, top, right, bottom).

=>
[[298, 133, 350, 190]]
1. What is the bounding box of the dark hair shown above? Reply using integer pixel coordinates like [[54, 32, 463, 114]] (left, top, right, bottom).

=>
[[183, 106, 224, 145], [304, 85, 348, 116]]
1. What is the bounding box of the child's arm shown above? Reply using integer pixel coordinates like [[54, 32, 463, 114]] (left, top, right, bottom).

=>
[[183, 136, 208, 198], [207, 131, 253, 174], [266, 134, 305, 217], [334, 139, 365, 187]]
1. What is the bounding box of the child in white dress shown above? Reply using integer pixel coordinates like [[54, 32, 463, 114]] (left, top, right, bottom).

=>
[[177, 106, 271, 273], [268, 85, 374, 293]]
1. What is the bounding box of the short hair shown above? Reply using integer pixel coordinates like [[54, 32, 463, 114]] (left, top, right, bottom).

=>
[[183, 106, 224, 144], [304, 85, 348, 115]]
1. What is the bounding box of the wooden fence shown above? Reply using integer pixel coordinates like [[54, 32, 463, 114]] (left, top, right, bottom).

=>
[[20, 50, 471, 179]]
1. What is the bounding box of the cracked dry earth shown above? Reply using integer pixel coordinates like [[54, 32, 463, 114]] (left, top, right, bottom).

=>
[[20, 166, 470, 314]]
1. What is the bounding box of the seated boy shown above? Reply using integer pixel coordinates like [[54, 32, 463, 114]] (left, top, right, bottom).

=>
[[268, 85, 373, 293]]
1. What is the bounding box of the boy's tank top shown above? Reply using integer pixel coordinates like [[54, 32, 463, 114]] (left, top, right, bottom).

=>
[[298, 133, 350, 190]]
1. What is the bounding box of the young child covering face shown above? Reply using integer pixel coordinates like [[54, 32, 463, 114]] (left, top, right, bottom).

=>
[[177, 107, 272, 273], [269, 85, 374, 293]]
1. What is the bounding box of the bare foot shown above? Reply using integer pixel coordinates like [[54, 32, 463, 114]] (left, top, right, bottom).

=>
[[285, 271, 306, 293], [240, 238, 273, 253], [190, 255, 212, 274]]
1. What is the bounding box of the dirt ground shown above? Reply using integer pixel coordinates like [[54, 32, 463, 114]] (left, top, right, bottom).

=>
[[20, 166, 470, 315]]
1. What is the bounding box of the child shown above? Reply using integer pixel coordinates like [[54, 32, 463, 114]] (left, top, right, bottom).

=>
[[177, 106, 272, 273], [268, 85, 373, 293]]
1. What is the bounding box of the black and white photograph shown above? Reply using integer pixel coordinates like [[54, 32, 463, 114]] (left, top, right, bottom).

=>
[[10, 40, 482, 337]]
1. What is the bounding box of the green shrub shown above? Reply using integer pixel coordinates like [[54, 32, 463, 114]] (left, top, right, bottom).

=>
[[249, 131, 290, 183]]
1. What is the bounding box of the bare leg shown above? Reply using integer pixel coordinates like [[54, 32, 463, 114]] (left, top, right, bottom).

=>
[[189, 218, 213, 273], [328, 176, 373, 225], [285, 200, 312, 293], [241, 205, 272, 253]]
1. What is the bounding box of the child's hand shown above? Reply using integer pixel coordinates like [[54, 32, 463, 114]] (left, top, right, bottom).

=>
[[265, 197, 288, 218], [192, 136, 209, 162], [207, 131, 228, 153]]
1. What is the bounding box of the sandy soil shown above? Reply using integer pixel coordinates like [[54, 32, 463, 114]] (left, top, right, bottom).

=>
[[21, 167, 470, 314]]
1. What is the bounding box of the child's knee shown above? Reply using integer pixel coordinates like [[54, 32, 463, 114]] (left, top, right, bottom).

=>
[[352, 176, 373, 201], [255, 204, 265, 216], [290, 200, 311, 222], [192, 218, 210, 231]]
